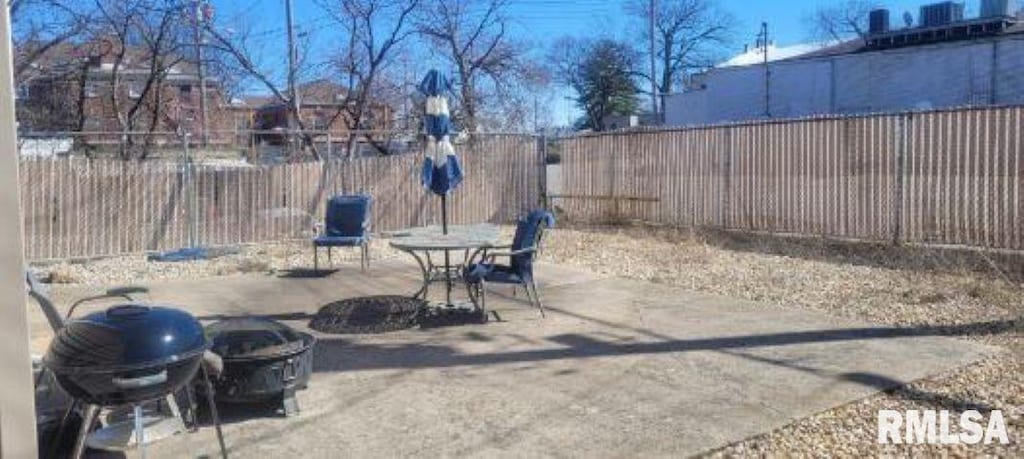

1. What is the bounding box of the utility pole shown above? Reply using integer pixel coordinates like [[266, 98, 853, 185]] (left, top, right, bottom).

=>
[[649, 0, 658, 119], [758, 21, 771, 118], [285, 0, 300, 151], [193, 0, 210, 146], [533, 95, 539, 133]]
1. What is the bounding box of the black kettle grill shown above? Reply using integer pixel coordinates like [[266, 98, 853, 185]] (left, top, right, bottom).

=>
[[45, 305, 208, 406], [28, 272, 228, 459]]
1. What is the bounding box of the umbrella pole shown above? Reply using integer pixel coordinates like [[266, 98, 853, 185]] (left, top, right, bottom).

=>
[[442, 193, 452, 305]]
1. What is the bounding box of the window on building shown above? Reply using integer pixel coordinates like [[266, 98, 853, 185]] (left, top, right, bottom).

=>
[[179, 85, 193, 103], [128, 82, 142, 99], [84, 82, 100, 98], [84, 117, 102, 131], [313, 114, 330, 131]]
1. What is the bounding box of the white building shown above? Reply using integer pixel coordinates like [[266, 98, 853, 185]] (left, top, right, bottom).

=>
[[664, 7, 1024, 127]]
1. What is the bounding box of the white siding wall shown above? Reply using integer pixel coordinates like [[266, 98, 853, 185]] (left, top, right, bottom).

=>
[[665, 35, 1024, 126]]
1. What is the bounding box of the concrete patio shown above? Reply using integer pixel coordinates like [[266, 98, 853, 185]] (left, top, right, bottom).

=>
[[28, 259, 999, 458]]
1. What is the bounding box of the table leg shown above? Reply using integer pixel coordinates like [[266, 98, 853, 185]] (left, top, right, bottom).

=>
[[405, 249, 431, 299]]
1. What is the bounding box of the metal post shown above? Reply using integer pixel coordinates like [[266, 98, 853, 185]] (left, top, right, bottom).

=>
[[760, 22, 771, 118], [647, 0, 655, 116], [0, 2, 38, 455], [184, 134, 197, 248], [193, 0, 209, 146], [722, 127, 733, 228], [893, 114, 909, 245], [441, 193, 452, 306], [285, 0, 300, 155], [539, 133, 548, 209]]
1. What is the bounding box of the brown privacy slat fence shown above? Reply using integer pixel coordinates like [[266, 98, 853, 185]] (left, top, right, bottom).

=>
[[556, 106, 1024, 251], [19, 134, 542, 261]]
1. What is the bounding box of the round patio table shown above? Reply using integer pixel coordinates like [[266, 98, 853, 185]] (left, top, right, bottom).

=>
[[388, 224, 502, 316]]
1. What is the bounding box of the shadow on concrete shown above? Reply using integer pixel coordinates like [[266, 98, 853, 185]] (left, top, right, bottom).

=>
[[837, 371, 997, 412], [277, 269, 338, 279], [196, 312, 317, 322], [312, 318, 1016, 374], [311, 314, 1015, 415]]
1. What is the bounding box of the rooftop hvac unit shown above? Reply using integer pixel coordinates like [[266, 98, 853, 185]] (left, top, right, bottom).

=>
[[980, 0, 1012, 18], [920, 2, 965, 27], [869, 9, 891, 34]]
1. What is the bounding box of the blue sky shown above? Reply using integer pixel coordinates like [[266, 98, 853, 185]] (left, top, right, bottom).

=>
[[211, 0, 976, 125]]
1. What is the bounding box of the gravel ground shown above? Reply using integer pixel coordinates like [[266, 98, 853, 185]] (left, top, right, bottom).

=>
[[32, 238, 405, 286], [31, 224, 1023, 456], [539, 225, 1022, 458]]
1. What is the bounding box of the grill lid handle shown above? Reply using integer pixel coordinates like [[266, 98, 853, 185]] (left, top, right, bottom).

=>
[[106, 304, 152, 319], [112, 370, 168, 389]]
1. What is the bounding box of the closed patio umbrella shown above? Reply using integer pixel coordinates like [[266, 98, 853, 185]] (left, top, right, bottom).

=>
[[419, 69, 463, 212], [418, 69, 463, 307]]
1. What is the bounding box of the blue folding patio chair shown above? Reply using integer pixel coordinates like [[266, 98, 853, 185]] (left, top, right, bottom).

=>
[[463, 210, 555, 318], [313, 194, 372, 271]]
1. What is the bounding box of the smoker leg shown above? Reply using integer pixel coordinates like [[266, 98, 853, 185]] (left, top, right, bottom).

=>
[[71, 404, 99, 459], [313, 245, 319, 271], [327, 247, 333, 267], [281, 385, 300, 417]]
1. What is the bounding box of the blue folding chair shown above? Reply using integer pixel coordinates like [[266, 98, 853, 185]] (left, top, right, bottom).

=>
[[313, 194, 372, 271], [463, 210, 555, 318]]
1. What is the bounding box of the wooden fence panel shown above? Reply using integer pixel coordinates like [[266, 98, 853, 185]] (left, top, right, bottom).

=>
[[558, 106, 1024, 252], [18, 134, 541, 261]]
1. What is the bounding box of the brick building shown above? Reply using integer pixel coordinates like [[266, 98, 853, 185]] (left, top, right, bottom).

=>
[[250, 79, 394, 145], [16, 41, 235, 148]]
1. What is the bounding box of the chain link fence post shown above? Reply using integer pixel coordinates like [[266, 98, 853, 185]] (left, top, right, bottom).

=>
[[893, 113, 910, 246], [539, 132, 548, 210], [721, 126, 733, 229], [183, 133, 198, 249]]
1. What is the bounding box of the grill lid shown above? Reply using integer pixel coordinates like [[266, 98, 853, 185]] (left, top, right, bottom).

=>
[[44, 305, 208, 374], [205, 318, 310, 360]]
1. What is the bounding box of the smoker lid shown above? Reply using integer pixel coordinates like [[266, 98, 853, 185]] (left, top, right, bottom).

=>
[[44, 305, 208, 374], [205, 318, 312, 361]]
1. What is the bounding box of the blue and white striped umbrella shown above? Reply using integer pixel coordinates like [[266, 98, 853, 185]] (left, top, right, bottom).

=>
[[418, 69, 463, 196]]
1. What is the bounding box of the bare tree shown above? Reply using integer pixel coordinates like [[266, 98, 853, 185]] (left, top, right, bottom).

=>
[[627, 0, 732, 104], [93, 0, 192, 159], [806, 0, 881, 42], [317, 0, 419, 157], [203, 17, 327, 160], [11, 0, 94, 79], [417, 0, 529, 134]]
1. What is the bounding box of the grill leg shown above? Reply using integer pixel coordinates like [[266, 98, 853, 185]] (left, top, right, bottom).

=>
[[201, 365, 229, 459], [48, 399, 80, 459], [314, 245, 319, 271], [71, 404, 99, 459], [134, 404, 146, 459]]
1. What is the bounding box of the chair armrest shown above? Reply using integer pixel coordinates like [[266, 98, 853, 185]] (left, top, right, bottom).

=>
[[482, 246, 536, 263]]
